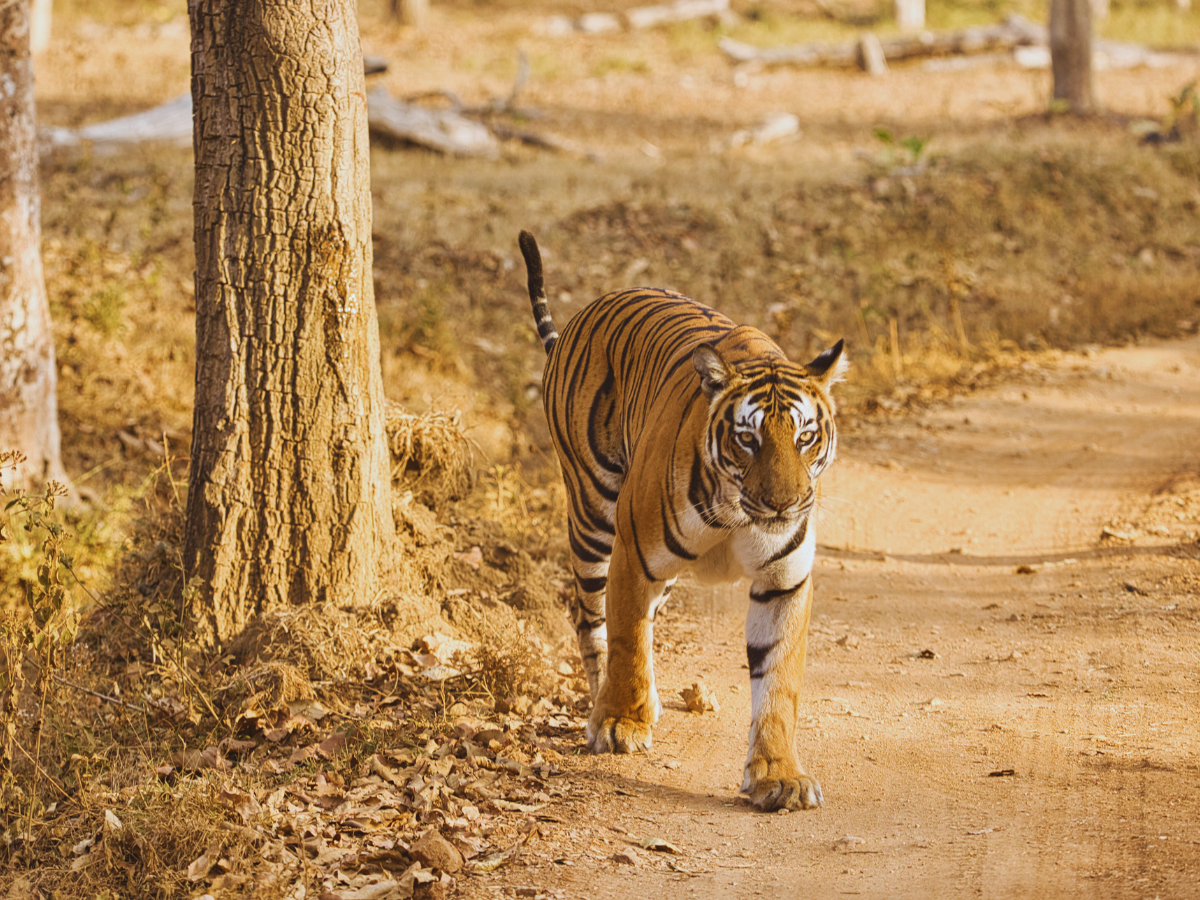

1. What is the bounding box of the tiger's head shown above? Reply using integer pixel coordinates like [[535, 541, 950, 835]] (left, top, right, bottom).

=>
[[693, 339, 847, 532]]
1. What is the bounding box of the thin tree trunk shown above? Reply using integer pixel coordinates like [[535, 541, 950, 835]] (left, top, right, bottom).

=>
[[0, 0, 70, 493], [29, 0, 47, 52], [186, 0, 396, 643], [1050, 0, 1095, 113], [391, 0, 428, 28], [894, 0, 924, 32]]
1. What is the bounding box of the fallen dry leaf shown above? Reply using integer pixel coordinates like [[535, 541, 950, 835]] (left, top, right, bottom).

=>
[[679, 682, 720, 714], [639, 836, 682, 854], [186, 839, 221, 882], [832, 835, 866, 851], [467, 834, 529, 874]]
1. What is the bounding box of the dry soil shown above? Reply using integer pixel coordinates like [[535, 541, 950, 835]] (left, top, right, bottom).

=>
[[462, 335, 1200, 900]]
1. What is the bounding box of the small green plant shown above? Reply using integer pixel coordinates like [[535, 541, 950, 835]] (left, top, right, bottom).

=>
[[81, 284, 127, 335], [1165, 82, 1200, 139], [592, 54, 650, 77], [872, 127, 931, 171]]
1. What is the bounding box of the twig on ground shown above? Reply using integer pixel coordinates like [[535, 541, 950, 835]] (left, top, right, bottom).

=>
[[52, 674, 152, 715]]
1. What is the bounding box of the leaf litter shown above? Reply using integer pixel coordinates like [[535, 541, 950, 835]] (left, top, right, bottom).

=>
[[6, 599, 595, 899]]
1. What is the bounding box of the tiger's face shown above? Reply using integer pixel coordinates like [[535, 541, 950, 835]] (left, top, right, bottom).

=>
[[694, 341, 846, 533]]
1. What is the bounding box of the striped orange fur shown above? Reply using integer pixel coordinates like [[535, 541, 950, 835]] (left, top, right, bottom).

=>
[[520, 231, 847, 811]]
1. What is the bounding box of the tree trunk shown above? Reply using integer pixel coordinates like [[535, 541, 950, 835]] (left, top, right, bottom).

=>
[[186, 0, 396, 643], [0, 0, 70, 493], [1050, 0, 1095, 113], [392, 0, 429, 28], [29, 0, 47, 52], [894, 0, 924, 32]]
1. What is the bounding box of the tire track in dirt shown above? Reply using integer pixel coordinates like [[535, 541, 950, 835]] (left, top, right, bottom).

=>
[[465, 336, 1200, 899]]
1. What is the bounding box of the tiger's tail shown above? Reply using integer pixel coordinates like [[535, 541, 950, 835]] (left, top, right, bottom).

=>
[[519, 230, 558, 354]]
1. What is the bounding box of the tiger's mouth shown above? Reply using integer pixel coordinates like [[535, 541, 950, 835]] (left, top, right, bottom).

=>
[[740, 498, 809, 530]]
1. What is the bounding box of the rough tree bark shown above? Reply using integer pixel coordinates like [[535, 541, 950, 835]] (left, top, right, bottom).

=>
[[0, 0, 70, 493], [1050, 0, 1095, 112], [186, 0, 396, 642]]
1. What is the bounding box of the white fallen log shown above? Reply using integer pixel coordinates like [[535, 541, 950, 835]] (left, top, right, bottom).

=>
[[536, 0, 731, 35], [625, 0, 731, 29], [41, 87, 501, 158], [720, 14, 1046, 69], [366, 86, 498, 157], [1013, 40, 1189, 71], [729, 112, 801, 147], [42, 93, 193, 149]]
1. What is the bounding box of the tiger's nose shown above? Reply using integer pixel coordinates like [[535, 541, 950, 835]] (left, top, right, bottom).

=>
[[760, 495, 794, 513]]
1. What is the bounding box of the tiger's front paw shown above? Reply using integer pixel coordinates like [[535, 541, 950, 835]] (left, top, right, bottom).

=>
[[743, 758, 823, 811], [587, 714, 654, 754]]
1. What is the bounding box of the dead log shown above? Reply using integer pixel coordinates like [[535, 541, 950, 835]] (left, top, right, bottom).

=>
[[42, 87, 501, 158], [625, 0, 732, 29], [42, 93, 193, 150], [38, 54, 585, 160], [366, 87, 498, 157], [720, 14, 1046, 69], [539, 0, 731, 35]]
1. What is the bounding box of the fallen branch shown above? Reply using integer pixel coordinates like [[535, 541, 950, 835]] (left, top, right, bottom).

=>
[[38, 52, 587, 159], [719, 14, 1045, 69], [538, 0, 732, 36], [43, 88, 501, 158], [367, 86, 499, 157], [53, 674, 152, 716], [42, 93, 193, 150], [487, 122, 596, 159]]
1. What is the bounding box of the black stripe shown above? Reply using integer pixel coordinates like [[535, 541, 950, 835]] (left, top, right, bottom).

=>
[[569, 528, 610, 565], [747, 643, 772, 678], [628, 515, 659, 584], [766, 519, 809, 565], [749, 577, 808, 604], [660, 496, 697, 561], [576, 574, 607, 594], [688, 452, 721, 526], [588, 368, 625, 476]]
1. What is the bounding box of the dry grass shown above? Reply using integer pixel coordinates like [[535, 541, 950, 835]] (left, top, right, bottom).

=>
[[6, 2, 1200, 893], [385, 403, 475, 510], [225, 605, 400, 683], [472, 622, 557, 701], [6, 773, 261, 900]]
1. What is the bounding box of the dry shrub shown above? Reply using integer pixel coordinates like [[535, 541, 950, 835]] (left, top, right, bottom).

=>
[[385, 403, 473, 511], [225, 604, 396, 683], [213, 659, 313, 721], [472, 620, 554, 701], [3, 771, 258, 900]]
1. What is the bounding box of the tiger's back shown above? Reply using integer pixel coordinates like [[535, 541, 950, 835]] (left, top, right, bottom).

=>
[[521, 231, 846, 812], [543, 287, 743, 500]]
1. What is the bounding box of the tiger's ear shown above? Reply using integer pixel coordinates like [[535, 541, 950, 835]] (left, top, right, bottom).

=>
[[693, 343, 735, 399], [806, 338, 849, 390]]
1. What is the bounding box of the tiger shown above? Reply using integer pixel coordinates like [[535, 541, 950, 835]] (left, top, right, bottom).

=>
[[519, 230, 847, 812]]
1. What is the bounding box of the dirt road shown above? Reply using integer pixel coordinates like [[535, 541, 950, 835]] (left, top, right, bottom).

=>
[[464, 335, 1200, 899]]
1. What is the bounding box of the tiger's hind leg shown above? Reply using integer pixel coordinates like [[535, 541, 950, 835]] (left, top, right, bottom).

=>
[[568, 519, 613, 701]]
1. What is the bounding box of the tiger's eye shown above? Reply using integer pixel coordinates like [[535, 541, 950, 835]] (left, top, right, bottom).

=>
[[736, 432, 756, 450], [798, 430, 817, 446]]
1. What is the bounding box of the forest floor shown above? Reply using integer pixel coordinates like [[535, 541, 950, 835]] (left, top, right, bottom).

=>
[[4, 0, 1200, 898], [457, 333, 1200, 900]]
